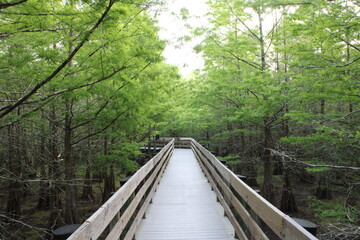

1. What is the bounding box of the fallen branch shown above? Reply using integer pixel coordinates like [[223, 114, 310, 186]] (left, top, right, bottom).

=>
[[0, 212, 50, 236]]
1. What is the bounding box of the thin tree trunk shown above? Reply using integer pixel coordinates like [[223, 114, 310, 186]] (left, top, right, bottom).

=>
[[20, 126, 32, 200], [82, 159, 94, 200], [38, 122, 49, 209], [316, 175, 332, 200], [261, 121, 275, 203], [102, 136, 115, 202], [6, 124, 22, 218], [82, 136, 94, 200], [64, 100, 78, 224], [47, 104, 64, 228], [320, 99, 325, 115], [280, 167, 298, 213]]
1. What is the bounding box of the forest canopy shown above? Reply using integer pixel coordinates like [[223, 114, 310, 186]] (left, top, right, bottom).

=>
[[0, 0, 359, 239], [162, 0, 359, 237]]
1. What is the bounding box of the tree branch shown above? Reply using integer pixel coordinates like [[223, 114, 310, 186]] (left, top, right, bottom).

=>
[[0, 101, 49, 129], [206, 31, 262, 70], [267, 148, 360, 170], [266, 2, 314, 7], [0, 11, 93, 16], [0, 0, 28, 10], [0, 213, 49, 236], [71, 108, 130, 145], [327, 110, 360, 124], [0, 0, 115, 119], [23, 66, 127, 106], [0, 27, 68, 38], [71, 60, 154, 131], [224, 1, 261, 42], [288, 56, 360, 74]]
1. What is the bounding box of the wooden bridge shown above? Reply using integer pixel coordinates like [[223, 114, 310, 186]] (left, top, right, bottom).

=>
[[68, 138, 318, 240]]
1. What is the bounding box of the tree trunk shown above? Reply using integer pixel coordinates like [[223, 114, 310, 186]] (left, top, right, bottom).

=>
[[273, 160, 283, 175], [6, 124, 22, 218], [261, 122, 275, 203], [82, 159, 94, 200], [246, 160, 258, 187], [47, 105, 64, 228], [38, 114, 50, 210], [226, 123, 231, 155], [64, 100, 78, 224], [320, 99, 325, 115], [20, 130, 31, 200], [315, 175, 332, 200], [37, 164, 49, 210], [102, 136, 115, 202], [102, 165, 115, 203], [280, 168, 298, 213], [240, 131, 245, 156], [205, 130, 210, 149]]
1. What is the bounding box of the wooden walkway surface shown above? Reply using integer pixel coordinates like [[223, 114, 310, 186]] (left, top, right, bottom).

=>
[[135, 149, 237, 240]]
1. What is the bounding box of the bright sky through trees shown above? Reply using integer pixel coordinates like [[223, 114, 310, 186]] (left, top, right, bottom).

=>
[[156, 0, 209, 76]]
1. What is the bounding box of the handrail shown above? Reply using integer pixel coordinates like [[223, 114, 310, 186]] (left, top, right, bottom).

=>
[[189, 138, 318, 240], [68, 139, 174, 240]]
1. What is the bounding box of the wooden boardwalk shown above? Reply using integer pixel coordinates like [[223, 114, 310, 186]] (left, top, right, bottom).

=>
[[69, 138, 317, 240], [135, 149, 237, 240]]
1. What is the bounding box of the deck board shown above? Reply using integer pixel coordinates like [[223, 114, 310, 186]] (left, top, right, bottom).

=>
[[135, 149, 237, 240]]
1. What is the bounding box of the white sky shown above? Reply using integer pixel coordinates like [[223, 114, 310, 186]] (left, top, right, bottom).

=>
[[156, 0, 209, 76]]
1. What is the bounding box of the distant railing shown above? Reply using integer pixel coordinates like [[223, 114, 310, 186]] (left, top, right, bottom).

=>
[[68, 139, 174, 240], [189, 138, 318, 240], [159, 137, 192, 149]]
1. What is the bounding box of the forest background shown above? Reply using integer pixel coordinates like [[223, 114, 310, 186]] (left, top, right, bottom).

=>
[[0, 0, 359, 239]]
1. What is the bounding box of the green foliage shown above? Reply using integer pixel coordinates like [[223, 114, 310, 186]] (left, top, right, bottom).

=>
[[0, 1, 180, 237], [308, 196, 358, 223], [223, 155, 242, 168]]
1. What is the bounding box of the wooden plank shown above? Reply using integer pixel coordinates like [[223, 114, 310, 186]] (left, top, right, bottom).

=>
[[200, 152, 232, 204], [197, 146, 268, 240], [229, 172, 285, 238], [68, 139, 174, 240], [194, 149, 260, 240], [105, 153, 165, 240], [192, 140, 284, 239], [231, 195, 269, 240], [282, 216, 318, 240], [194, 149, 248, 240], [124, 148, 172, 240], [106, 148, 173, 240], [67, 221, 90, 240], [76, 177, 137, 239], [175, 140, 191, 143], [135, 148, 239, 240], [174, 144, 192, 148], [158, 137, 173, 142], [178, 137, 193, 141], [192, 141, 230, 185]]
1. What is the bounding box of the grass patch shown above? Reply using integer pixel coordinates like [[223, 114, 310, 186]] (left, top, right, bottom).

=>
[[308, 196, 359, 223]]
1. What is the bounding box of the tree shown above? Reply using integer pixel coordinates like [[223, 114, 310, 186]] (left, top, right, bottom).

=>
[[0, 0, 180, 237]]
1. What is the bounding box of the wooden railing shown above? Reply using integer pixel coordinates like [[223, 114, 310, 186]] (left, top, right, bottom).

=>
[[190, 138, 318, 240], [159, 137, 192, 149], [68, 139, 174, 240], [68, 137, 317, 240]]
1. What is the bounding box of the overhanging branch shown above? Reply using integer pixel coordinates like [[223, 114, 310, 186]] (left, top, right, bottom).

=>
[[0, 0, 115, 119], [267, 148, 360, 170]]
